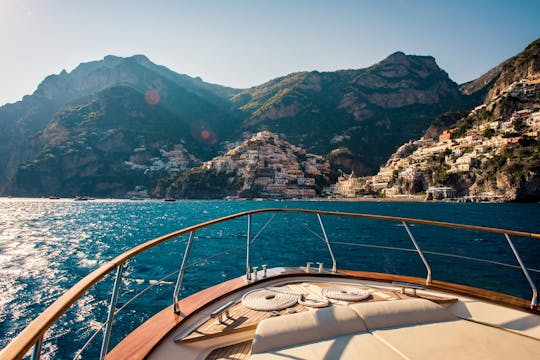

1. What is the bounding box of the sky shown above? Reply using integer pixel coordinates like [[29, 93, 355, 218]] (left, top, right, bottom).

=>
[[1, 0, 539, 105]]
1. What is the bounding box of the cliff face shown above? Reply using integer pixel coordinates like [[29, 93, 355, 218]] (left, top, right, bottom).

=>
[[353, 52, 460, 108], [486, 39, 540, 102], [232, 51, 466, 174], [369, 39, 540, 202]]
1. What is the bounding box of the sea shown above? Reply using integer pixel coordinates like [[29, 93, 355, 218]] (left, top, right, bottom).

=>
[[1, 198, 539, 359]]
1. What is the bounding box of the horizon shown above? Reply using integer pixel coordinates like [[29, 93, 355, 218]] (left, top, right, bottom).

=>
[[1, 0, 539, 105]]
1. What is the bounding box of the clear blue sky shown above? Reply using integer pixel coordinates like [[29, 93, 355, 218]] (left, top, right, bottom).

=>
[[1, 0, 539, 105]]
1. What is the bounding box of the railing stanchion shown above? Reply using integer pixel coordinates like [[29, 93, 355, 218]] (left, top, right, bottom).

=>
[[99, 263, 124, 360], [317, 213, 337, 272], [246, 214, 252, 281], [31, 336, 43, 360], [173, 231, 195, 314], [4, 208, 540, 360], [402, 221, 432, 285], [504, 233, 538, 308]]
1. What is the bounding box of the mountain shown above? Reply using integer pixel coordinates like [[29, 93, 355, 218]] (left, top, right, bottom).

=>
[[486, 39, 540, 102], [232, 52, 466, 174], [459, 60, 507, 98], [4, 85, 205, 197], [367, 39, 540, 202], [1, 51, 478, 198], [0, 55, 240, 189]]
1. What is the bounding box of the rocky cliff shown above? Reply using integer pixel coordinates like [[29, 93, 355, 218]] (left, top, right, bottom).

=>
[[233, 52, 467, 174], [486, 39, 540, 102], [367, 39, 540, 202]]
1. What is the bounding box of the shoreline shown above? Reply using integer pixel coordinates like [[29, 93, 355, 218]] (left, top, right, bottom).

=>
[[306, 196, 425, 202], [0, 196, 525, 203], [0, 196, 425, 203]]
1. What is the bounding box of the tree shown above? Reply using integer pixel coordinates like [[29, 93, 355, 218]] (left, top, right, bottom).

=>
[[483, 127, 495, 139]]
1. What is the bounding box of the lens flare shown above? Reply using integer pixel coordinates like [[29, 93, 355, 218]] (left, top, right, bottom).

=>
[[191, 122, 218, 145], [144, 89, 160, 105], [200, 130, 211, 140]]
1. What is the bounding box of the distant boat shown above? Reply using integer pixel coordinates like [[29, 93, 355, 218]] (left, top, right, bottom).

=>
[[74, 196, 89, 201], [163, 198, 176, 202], [48, 196, 60, 200]]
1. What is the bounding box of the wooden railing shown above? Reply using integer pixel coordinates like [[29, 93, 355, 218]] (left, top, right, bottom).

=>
[[1, 208, 539, 360]]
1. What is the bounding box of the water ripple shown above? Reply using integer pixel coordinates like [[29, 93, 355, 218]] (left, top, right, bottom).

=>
[[0, 198, 538, 358]]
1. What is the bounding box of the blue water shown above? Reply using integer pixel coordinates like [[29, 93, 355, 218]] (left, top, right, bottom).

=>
[[0, 199, 539, 359]]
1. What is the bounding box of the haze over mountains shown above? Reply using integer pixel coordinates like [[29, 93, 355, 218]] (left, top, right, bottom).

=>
[[1, 40, 536, 199]]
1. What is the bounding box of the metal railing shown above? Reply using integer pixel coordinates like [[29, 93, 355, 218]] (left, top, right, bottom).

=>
[[2, 208, 539, 360]]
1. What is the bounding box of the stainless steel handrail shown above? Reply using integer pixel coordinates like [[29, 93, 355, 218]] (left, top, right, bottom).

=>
[[505, 234, 538, 307], [246, 215, 252, 281], [317, 214, 337, 272], [30, 337, 42, 360], [402, 221, 432, 285], [4, 208, 539, 360], [74, 321, 107, 360], [330, 240, 540, 273], [99, 264, 124, 360], [173, 231, 195, 314]]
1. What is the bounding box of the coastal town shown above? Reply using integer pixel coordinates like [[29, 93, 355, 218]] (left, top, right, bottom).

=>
[[122, 74, 539, 202], [198, 131, 331, 198], [84, 74, 539, 202], [333, 78, 540, 202]]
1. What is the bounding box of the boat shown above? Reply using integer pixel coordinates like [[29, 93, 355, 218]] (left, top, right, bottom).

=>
[[164, 198, 177, 202], [2, 208, 539, 359]]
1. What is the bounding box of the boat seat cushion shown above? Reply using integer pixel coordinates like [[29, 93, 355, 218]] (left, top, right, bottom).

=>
[[349, 298, 456, 329], [250, 298, 540, 359], [249, 333, 403, 360], [251, 298, 453, 354], [372, 317, 540, 359], [251, 305, 367, 354]]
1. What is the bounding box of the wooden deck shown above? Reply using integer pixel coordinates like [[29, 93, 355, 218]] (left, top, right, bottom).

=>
[[196, 282, 458, 360], [206, 340, 252, 360], [182, 301, 308, 342], [179, 281, 412, 343], [110, 270, 518, 359]]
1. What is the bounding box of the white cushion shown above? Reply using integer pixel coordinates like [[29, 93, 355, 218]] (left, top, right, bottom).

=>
[[349, 298, 456, 329], [372, 318, 540, 359], [251, 305, 367, 354], [249, 333, 402, 360]]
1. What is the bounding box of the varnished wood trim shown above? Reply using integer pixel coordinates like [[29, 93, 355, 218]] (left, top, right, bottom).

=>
[[2, 208, 538, 359], [274, 209, 540, 239], [0, 263, 119, 360], [106, 276, 246, 360]]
